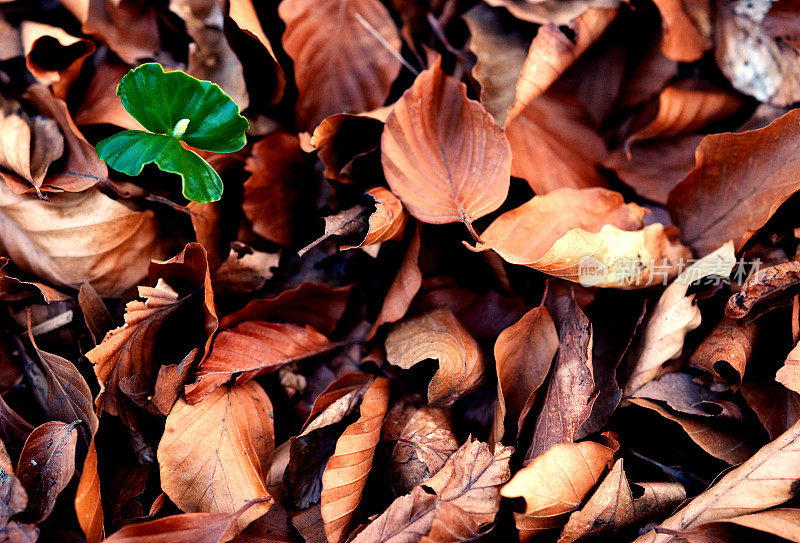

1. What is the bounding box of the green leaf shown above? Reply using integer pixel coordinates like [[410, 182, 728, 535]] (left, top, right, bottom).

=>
[[96, 130, 223, 203], [117, 63, 249, 153]]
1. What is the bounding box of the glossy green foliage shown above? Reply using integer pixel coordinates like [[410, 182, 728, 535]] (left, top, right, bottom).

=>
[[95, 63, 249, 203]]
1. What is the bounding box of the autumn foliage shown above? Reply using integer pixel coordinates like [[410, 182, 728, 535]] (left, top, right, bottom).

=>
[[5, 1, 800, 542]]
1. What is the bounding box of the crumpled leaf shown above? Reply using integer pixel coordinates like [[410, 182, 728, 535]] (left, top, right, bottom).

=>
[[0, 183, 167, 296], [688, 318, 758, 387], [352, 439, 513, 542], [157, 381, 274, 535], [0, 438, 27, 524], [482, 0, 620, 25], [558, 459, 686, 543], [279, 0, 401, 130], [185, 321, 334, 403], [321, 377, 390, 543], [634, 417, 800, 542], [624, 241, 737, 395], [21, 21, 95, 99], [381, 59, 511, 239], [342, 187, 407, 250], [668, 108, 800, 257], [385, 308, 485, 407], [727, 261, 800, 320], [16, 420, 78, 523], [651, 0, 712, 62]]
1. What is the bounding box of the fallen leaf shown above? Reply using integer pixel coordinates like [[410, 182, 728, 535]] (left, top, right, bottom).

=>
[[0, 183, 167, 297], [157, 381, 274, 534], [624, 241, 737, 395], [0, 438, 27, 524], [501, 440, 615, 541], [185, 321, 333, 403], [632, 373, 742, 419], [87, 279, 185, 421], [727, 261, 800, 320], [213, 247, 280, 294], [668, 108, 800, 256], [493, 305, 559, 443], [380, 59, 511, 239], [352, 439, 513, 542], [78, 283, 115, 344], [21, 21, 95, 98], [777, 341, 800, 395], [689, 318, 758, 387], [481, 0, 620, 25], [558, 459, 686, 543], [743, 366, 800, 441], [74, 62, 143, 130], [507, 8, 618, 121], [75, 436, 103, 543], [309, 112, 384, 183], [298, 205, 371, 257], [0, 395, 34, 456], [342, 188, 407, 250], [690, 508, 800, 542], [634, 418, 800, 542], [527, 299, 593, 460], [385, 308, 485, 407], [321, 377, 390, 543], [16, 420, 78, 523], [279, 0, 401, 130], [243, 132, 306, 246], [651, 0, 712, 62]]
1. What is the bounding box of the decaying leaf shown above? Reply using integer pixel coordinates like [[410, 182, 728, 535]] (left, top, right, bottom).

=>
[[157, 381, 274, 535], [385, 308, 485, 407], [727, 261, 800, 320], [688, 318, 758, 387], [342, 188, 407, 250], [381, 59, 511, 239]]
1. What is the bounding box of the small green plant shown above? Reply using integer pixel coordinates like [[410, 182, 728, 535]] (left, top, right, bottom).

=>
[[95, 63, 249, 203]]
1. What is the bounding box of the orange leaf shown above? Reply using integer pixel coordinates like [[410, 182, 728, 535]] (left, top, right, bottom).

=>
[[381, 59, 511, 239], [279, 0, 401, 130], [342, 187, 407, 250], [385, 308, 485, 407], [320, 377, 391, 543], [157, 381, 275, 535], [651, 0, 712, 62]]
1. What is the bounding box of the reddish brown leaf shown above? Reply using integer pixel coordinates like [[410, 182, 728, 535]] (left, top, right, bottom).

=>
[[75, 435, 103, 543], [689, 318, 758, 387], [342, 188, 407, 250], [385, 308, 485, 407], [16, 420, 78, 523], [21, 22, 95, 99], [279, 0, 401, 130], [157, 382, 274, 535], [243, 132, 306, 246], [185, 321, 333, 404], [651, 0, 712, 62], [0, 438, 27, 524], [321, 377, 391, 543], [75, 61, 143, 130], [727, 261, 800, 320], [78, 282, 115, 344], [381, 59, 511, 238]]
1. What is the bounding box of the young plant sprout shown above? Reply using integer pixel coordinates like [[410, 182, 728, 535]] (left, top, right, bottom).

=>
[[95, 63, 249, 203]]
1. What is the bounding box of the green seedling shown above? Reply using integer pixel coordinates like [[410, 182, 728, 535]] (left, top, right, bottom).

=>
[[95, 63, 249, 203]]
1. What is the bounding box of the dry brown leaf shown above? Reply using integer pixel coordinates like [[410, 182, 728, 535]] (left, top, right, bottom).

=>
[[321, 377, 390, 543], [777, 341, 800, 395], [382, 398, 460, 496], [634, 417, 800, 542], [185, 321, 333, 403], [21, 22, 95, 98], [213, 247, 280, 294], [157, 381, 274, 535], [505, 90, 607, 194], [691, 508, 800, 542], [715, 1, 800, 106], [527, 300, 593, 460], [342, 188, 407, 250], [626, 82, 746, 145], [0, 184, 166, 297], [74, 62, 143, 130], [298, 204, 371, 257], [380, 59, 511, 239], [632, 373, 742, 419], [482, 0, 620, 25], [78, 283, 115, 344], [75, 436, 103, 543], [508, 8, 618, 121], [743, 367, 800, 441], [0, 395, 33, 456], [87, 279, 184, 421], [668, 108, 800, 256], [16, 420, 78, 523], [629, 398, 759, 465], [727, 261, 800, 320], [689, 318, 758, 387], [368, 226, 421, 340], [385, 308, 485, 407], [651, 0, 712, 62], [309, 112, 384, 183], [243, 132, 306, 246], [473, 187, 690, 288], [624, 241, 736, 395], [279, 0, 401, 130], [501, 440, 615, 541], [493, 305, 559, 443], [558, 459, 686, 543], [352, 439, 513, 542]]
